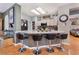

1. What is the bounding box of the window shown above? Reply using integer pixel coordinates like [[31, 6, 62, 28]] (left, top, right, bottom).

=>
[[4, 7, 14, 30], [4, 14, 9, 30], [69, 7, 79, 15], [9, 8, 14, 30]]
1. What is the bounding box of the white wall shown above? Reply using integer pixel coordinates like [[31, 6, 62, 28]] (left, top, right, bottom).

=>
[[21, 14, 31, 20]]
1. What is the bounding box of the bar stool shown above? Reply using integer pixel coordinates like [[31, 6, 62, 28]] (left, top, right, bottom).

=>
[[32, 34, 42, 55], [56, 33, 68, 51], [46, 33, 57, 53], [16, 33, 27, 53]]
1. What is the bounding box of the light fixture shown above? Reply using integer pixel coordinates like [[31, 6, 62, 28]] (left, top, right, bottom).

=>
[[36, 7, 46, 14], [24, 23, 27, 26], [31, 9, 40, 15]]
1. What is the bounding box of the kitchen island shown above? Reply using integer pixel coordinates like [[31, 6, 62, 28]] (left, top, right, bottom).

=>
[[15, 30, 67, 34], [14, 31, 69, 48]]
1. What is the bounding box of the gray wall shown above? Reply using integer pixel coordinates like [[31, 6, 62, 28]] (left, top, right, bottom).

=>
[[3, 4, 21, 31], [57, 4, 79, 44], [14, 4, 21, 31], [58, 5, 71, 44], [58, 3, 79, 31], [58, 6, 71, 33], [58, 4, 79, 31]]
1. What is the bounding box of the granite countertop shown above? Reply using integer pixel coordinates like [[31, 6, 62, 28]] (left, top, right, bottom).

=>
[[15, 30, 67, 34]]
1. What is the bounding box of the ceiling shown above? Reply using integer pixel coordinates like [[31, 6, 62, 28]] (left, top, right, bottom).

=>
[[0, 3, 68, 16], [0, 3, 14, 13], [19, 3, 68, 16]]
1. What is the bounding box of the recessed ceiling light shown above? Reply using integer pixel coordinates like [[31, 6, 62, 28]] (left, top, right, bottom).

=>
[[31, 9, 40, 15], [36, 7, 46, 14]]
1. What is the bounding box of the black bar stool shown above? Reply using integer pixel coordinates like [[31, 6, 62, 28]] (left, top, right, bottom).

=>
[[32, 34, 42, 55], [56, 33, 68, 51], [16, 33, 27, 53], [46, 33, 57, 53]]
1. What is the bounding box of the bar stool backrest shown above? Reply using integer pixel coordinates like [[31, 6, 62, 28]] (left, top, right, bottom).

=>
[[46, 33, 57, 40], [32, 34, 42, 41], [56, 33, 68, 39], [16, 33, 24, 40], [60, 33, 68, 39]]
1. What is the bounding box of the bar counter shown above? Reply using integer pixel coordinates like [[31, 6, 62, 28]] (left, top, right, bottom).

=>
[[14, 31, 68, 47], [15, 30, 67, 34]]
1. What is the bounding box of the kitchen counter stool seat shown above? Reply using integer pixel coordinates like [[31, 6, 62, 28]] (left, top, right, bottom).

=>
[[56, 33, 68, 51], [32, 34, 42, 55], [16, 33, 28, 53], [46, 33, 57, 53]]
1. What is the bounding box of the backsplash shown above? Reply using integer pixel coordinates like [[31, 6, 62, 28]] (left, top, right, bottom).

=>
[[37, 25, 58, 32]]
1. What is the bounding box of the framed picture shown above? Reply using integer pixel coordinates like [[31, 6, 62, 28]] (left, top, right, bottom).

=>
[[71, 20, 79, 25], [70, 17, 79, 25]]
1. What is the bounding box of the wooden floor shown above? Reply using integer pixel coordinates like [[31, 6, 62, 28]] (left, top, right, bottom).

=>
[[0, 35, 79, 55], [69, 35, 79, 55]]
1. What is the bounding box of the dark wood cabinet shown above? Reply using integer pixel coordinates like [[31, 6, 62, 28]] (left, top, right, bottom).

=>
[[32, 21, 35, 30]]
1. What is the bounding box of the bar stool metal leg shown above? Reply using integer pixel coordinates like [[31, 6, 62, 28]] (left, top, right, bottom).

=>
[[60, 39, 65, 51], [56, 39, 64, 52], [47, 40, 54, 53], [46, 34, 56, 53], [56, 33, 68, 52], [16, 33, 28, 54], [18, 40, 26, 54], [33, 41, 41, 55], [32, 35, 42, 55]]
